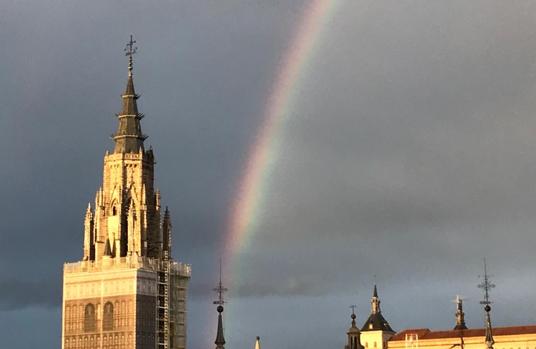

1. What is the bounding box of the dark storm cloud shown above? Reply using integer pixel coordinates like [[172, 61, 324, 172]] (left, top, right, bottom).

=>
[[3, 1, 536, 349], [0, 279, 61, 311], [226, 0, 536, 311]]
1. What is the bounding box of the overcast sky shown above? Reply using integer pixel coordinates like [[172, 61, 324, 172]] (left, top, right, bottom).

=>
[[2, 1, 536, 349]]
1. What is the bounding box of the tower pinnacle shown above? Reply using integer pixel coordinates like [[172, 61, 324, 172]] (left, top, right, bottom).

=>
[[478, 259, 495, 349], [214, 261, 227, 349], [113, 35, 147, 153], [453, 295, 468, 330], [371, 284, 380, 314]]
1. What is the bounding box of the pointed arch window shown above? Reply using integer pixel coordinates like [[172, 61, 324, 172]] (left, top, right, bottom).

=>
[[84, 303, 96, 332], [103, 302, 114, 331]]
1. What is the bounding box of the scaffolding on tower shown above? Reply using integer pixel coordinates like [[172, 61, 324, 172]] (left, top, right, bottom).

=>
[[157, 255, 170, 348], [157, 208, 172, 349]]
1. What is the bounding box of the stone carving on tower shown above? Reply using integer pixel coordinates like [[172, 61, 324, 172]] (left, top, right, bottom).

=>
[[62, 36, 191, 349]]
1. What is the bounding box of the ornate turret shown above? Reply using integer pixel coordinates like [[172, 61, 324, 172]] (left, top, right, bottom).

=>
[[362, 285, 394, 332], [453, 295, 468, 330], [83, 204, 94, 260], [345, 306, 364, 349]]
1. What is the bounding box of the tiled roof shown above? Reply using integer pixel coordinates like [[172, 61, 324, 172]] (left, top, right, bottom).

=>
[[361, 312, 395, 332], [390, 326, 536, 341]]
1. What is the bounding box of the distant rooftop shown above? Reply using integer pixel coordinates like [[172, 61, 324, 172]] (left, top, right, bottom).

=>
[[390, 325, 536, 341]]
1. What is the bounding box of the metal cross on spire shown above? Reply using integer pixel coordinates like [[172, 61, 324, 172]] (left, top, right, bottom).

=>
[[349, 304, 357, 327], [124, 34, 138, 75], [213, 259, 228, 311]]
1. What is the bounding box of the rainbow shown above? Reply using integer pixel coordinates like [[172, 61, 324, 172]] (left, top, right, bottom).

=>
[[224, 0, 339, 287]]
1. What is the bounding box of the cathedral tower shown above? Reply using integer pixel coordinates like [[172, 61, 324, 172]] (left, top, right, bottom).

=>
[[62, 37, 191, 349]]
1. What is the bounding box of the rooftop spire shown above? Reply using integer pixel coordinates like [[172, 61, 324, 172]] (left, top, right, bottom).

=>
[[371, 285, 380, 314], [478, 259, 495, 349], [361, 285, 394, 332], [113, 35, 147, 153], [214, 260, 227, 349], [254, 336, 261, 349], [453, 295, 468, 330]]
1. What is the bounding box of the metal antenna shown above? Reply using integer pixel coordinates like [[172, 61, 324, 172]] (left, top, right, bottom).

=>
[[124, 34, 138, 75]]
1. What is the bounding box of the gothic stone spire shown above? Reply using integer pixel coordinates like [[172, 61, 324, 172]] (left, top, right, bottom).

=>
[[361, 285, 394, 332], [113, 35, 147, 153], [86, 36, 163, 261]]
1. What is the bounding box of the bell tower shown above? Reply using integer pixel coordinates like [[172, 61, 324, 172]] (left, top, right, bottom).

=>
[[62, 36, 191, 349], [345, 306, 364, 349]]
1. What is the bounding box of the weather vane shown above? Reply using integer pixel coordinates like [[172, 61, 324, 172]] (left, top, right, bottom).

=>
[[214, 259, 228, 312], [124, 34, 138, 74], [478, 258, 495, 306]]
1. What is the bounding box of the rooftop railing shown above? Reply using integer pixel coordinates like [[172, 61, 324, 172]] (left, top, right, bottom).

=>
[[64, 256, 191, 277]]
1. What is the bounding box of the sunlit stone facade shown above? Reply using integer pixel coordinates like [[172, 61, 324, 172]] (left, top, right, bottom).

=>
[[61, 50, 190, 349]]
